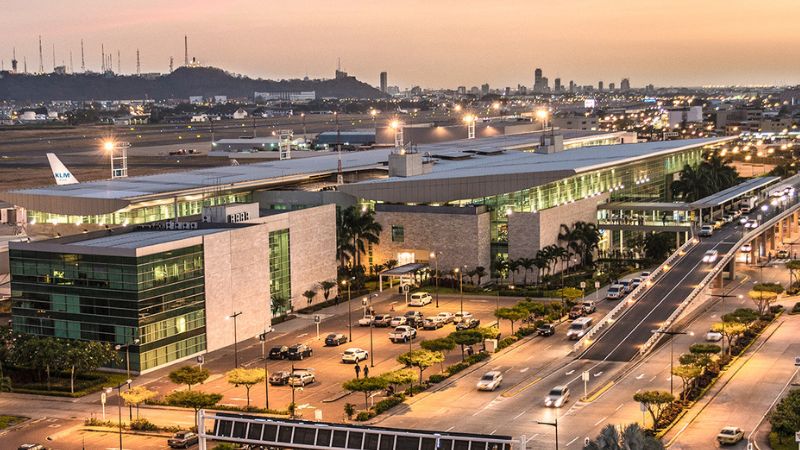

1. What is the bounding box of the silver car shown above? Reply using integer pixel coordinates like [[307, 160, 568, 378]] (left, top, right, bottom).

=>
[[544, 385, 570, 408]]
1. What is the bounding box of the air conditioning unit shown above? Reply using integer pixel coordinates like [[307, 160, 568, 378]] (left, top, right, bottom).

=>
[[166, 222, 176, 230], [189, 222, 199, 229]]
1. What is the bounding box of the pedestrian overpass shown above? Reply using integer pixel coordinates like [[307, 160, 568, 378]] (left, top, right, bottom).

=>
[[198, 411, 519, 450]]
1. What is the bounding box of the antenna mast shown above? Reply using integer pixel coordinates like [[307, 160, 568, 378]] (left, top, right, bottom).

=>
[[184, 35, 188, 66], [80, 39, 85, 71], [117, 50, 120, 73], [38, 35, 43, 73], [101, 43, 105, 72], [136, 49, 140, 75]]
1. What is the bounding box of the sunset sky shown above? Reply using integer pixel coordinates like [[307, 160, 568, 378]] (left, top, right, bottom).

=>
[[4, 0, 800, 89]]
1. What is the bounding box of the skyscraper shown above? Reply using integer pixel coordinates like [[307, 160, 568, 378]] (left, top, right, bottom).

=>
[[569, 80, 575, 93], [598, 81, 604, 92], [481, 83, 490, 96], [554, 78, 562, 93], [621, 78, 631, 92], [380, 71, 388, 93], [534, 68, 542, 89], [609, 82, 616, 91]]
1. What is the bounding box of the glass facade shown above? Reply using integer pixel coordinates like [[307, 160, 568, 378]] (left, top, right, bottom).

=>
[[28, 192, 252, 226], [9, 245, 207, 372], [269, 229, 292, 316]]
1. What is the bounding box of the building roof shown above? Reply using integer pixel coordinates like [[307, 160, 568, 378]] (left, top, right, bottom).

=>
[[340, 137, 735, 203], [689, 176, 780, 209], [68, 229, 224, 249]]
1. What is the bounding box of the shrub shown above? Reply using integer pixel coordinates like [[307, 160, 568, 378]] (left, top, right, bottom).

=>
[[515, 327, 536, 338], [213, 444, 241, 450], [497, 336, 519, 350], [129, 418, 159, 431], [374, 394, 405, 414], [428, 374, 447, 384], [355, 411, 373, 421], [770, 305, 785, 314], [792, 302, 800, 314]]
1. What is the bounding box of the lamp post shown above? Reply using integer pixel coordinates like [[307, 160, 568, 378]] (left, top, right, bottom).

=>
[[115, 337, 139, 422], [113, 378, 132, 450], [536, 417, 559, 450], [342, 278, 353, 341], [259, 328, 275, 410], [454, 266, 465, 316], [366, 293, 379, 367], [228, 311, 243, 368], [651, 329, 689, 395], [430, 251, 440, 308], [370, 109, 377, 136], [706, 290, 743, 355]]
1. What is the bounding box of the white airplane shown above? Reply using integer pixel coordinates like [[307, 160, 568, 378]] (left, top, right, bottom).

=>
[[46, 153, 79, 185]]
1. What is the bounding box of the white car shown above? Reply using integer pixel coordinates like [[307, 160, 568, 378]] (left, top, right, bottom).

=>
[[702, 250, 719, 263], [476, 371, 503, 391], [288, 370, 315, 386], [740, 243, 752, 253], [630, 277, 643, 290], [705, 329, 723, 342], [744, 220, 758, 229], [606, 284, 625, 300], [698, 225, 714, 237], [409, 292, 433, 306], [389, 316, 407, 327], [358, 315, 375, 326], [436, 312, 455, 324], [716, 426, 744, 445], [544, 386, 570, 408], [454, 311, 473, 323], [341, 348, 369, 363]]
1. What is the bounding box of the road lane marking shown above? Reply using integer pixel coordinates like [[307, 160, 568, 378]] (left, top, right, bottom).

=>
[[513, 409, 529, 420], [544, 344, 553, 350], [649, 375, 657, 382], [446, 426, 455, 432], [594, 371, 603, 377], [566, 370, 575, 375], [635, 373, 644, 380], [520, 367, 529, 373], [297, 333, 308, 338], [490, 429, 497, 435], [593, 416, 608, 426], [615, 403, 624, 411], [566, 437, 579, 446], [501, 377, 542, 398]]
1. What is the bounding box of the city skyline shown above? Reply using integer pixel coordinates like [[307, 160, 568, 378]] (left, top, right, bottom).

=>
[[3, 0, 800, 88]]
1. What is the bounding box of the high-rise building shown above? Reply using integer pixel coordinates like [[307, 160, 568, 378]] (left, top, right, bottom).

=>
[[569, 80, 575, 93], [598, 81, 604, 92], [457, 86, 466, 95], [534, 68, 542, 88], [380, 71, 388, 93], [554, 78, 562, 92], [621, 78, 631, 92], [541, 77, 549, 93], [609, 82, 616, 91], [481, 83, 490, 96]]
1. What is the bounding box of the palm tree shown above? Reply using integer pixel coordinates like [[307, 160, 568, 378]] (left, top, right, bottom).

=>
[[474, 266, 487, 285], [703, 152, 739, 191], [507, 259, 520, 285], [495, 257, 509, 284], [671, 164, 706, 202], [336, 206, 383, 270], [517, 258, 535, 286], [533, 255, 548, 286]]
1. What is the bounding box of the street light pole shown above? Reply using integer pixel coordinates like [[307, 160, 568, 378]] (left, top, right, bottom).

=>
[[342, 278, 353, 341], [430, 252, 440, 308], [229, 311, 243, 368], [707, 290, 744, 355], [115, 337, 140, 422], [259, 328, 274, 410], [114, 378, 132, 450], [536, 417, 559, 450], [651, 329, 688, 395]]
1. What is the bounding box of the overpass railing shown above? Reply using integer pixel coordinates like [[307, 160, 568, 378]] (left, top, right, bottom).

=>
[[638, 197, 800, 356], [572, 236, 698, 354]]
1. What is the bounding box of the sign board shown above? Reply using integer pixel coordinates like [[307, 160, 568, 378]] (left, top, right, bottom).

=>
[[594, 281, 600, 289], [100, 392, 107, 405], [795, 431, 800, 443], [402, 284, 410, 293], [582, 370, 590, 382], [362, 298, 368, 306], [580, 281, 586, 289], [314, 315, 321, 324], [196, 355, 205, 364], [795, 356, 800, 366]]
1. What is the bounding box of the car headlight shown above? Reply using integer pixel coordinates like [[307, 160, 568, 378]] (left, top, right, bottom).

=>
[[555, 399, 564, 407]]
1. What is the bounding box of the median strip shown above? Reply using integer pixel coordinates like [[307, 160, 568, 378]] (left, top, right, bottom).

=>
[[582, 381, 614, 403]]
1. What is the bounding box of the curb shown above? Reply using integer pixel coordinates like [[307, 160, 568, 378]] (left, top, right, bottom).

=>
[[322, 391, 352, 403], [82, 425, 174, 438]]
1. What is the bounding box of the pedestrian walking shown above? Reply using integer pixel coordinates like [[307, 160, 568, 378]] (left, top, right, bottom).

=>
[[363, 365, 369, 378], [354, 364, 361, 379]]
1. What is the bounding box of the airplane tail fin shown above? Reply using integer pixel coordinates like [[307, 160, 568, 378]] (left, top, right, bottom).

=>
[[46, 153, 79, 185]]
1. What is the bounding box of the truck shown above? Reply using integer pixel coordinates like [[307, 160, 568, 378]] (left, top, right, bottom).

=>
[[388, 325, 417, 343], [738, 196, 757, 213]]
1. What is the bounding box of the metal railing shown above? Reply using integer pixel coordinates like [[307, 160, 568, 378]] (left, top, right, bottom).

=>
[[638, 197, 800, 356], [572, 237, 698, 354]]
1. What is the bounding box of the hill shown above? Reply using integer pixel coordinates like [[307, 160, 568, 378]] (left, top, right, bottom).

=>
[[0, 66, 387, 101]]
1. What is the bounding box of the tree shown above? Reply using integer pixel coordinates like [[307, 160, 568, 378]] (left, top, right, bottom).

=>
[[319, 280, 337, 302], [672, 364, 702, 401], [337, 206, 383, 269], [633, 390, 675, 429], [62, 340, 119, 394], [10, 336, 65, 390], [474, 266, 487, 285], [169, 366, 210, 391], [420, 338, 456, 372], [494, 307, 527, 334], [516, 258, 535, 285], [302, 290, 317, 305], [226, 368, 266, 409], [644, 232, 674, 261], [787, 260, 800, 289], [749, 283, 783, 315], [397, 349, 444, 385], [671, 164, 707, 202], [722, 308, 760, 327], [381, 368, 416, 394], [584, 423, 664, 450], [165, 390, 223, 431], [343, 376, 389, 410], [121, 386, 157, 419], [344, 403, 356, 420], [449, 329, 484, 360], [770, 388, 800, 439], [711, 322, 747, 355]]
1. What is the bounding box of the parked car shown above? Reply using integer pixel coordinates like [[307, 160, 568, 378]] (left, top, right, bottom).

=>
[[537, 323, 555, 336], [168, 431, 199, 448], [740, 243, 752, 253], [404, 311, 424, 327], [630, 277, 643, 290], [389, 326, 417, 343], [268, 371, 291, 386], [744, 220, 759, 229], [268, 345, 289, 360], [580, 301, 597, 314], [476, 371, 503, 391], [409, 292, 433, 306], [422, 317, 444, 330], [713, 219, 725, 230], [705, 329, 723, 342], [716, 426, 744, 445], [436, 312, 455, 324], [618, 280, 632, 293], [341, 348, 369, 363], [454, 311, 473, 323], [286, 344, 313, 360], [777, 249, 790, 259], [702, 250, 719, 263], [372, 314, 393, 327], [568, 305, 585, 320], [566, 317, 593, 340], [288, 370, 316, 386], [456, 318, 480, 330], [544, 386, 570, 408], [640, 271, 651, 278], [17, 446, 45, 450], [325, 333, 348, 346], [606, 284, 625, 300], [699, 225, 714, 237], [389, 316, 407, 327], [358, 315, 375, 326]]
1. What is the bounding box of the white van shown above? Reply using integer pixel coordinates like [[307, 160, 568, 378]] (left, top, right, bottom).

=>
[[566, 317, 594, 340], [606, 284, 625, 300]]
